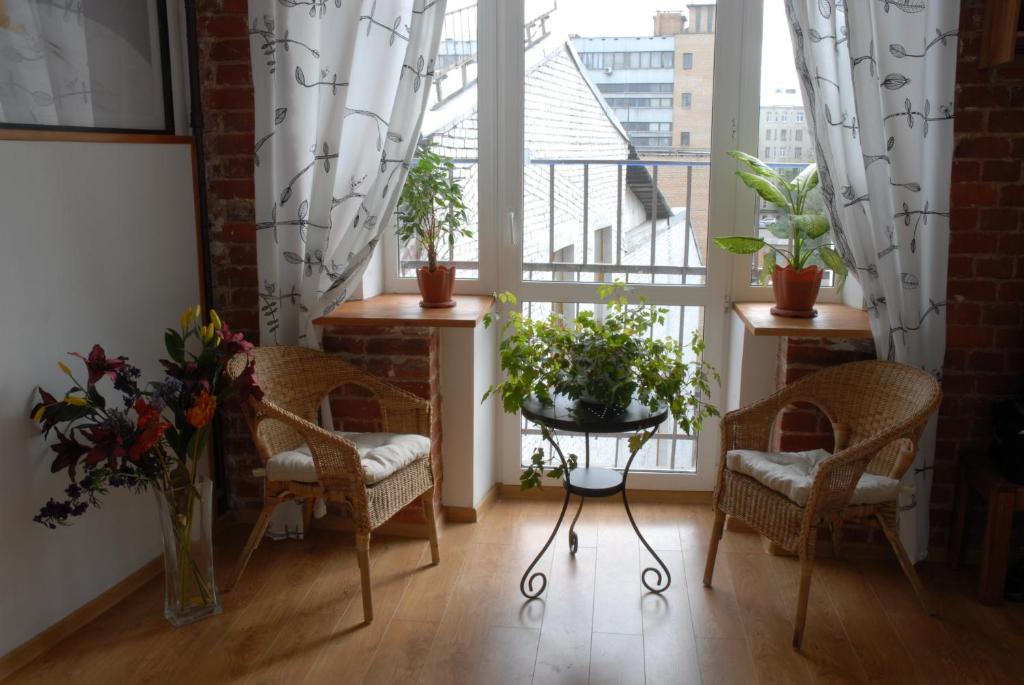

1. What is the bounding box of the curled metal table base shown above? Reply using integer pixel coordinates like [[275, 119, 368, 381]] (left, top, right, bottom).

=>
[[519, 418, 672, 599]]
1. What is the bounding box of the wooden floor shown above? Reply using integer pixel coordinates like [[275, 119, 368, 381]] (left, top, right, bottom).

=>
[[9, 499, 1024, 684]]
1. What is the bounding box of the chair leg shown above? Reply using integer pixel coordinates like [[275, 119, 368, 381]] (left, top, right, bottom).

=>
[[422, 487, 440, 566], [875, 513, 935, 616], [302, 497, 314, 533], [225, 501, 277, 592], [830, 520, 843, 560], [703, 509, 727, 587], [792, 535, 817, 650], [356, 532, 373, 624]]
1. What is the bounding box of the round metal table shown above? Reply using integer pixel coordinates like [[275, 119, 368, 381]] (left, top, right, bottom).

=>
[[519, 395, 671, 599]]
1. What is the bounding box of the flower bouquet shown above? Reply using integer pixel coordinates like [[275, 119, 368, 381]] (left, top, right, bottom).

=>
[[30, 307, 261, 625]]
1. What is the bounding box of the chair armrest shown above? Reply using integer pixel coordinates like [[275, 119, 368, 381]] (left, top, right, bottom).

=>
[[251, 397, 365, 487]]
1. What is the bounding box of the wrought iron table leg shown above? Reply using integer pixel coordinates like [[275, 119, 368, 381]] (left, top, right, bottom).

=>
[[520, 486, 572, 599], [567, 495, 584, 554], [622, 489, 671, 593]]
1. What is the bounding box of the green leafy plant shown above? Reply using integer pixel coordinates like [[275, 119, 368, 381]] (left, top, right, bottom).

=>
[[396, 143, 472, 271], [714, 150, 847, 288], [483, 283, 719, 489]]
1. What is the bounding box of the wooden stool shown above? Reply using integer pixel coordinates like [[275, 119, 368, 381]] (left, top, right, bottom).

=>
[[950, 453, 1024, 604]]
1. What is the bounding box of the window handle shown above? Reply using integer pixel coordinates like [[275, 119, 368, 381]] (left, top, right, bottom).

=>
[[507, 209, 517, 246]]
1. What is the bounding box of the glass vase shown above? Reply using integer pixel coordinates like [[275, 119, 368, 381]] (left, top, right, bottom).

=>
[[154, 476, 222, 626]]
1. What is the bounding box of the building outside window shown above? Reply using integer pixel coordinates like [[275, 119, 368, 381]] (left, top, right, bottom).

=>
[[681, 92, 692, 107], [779, 111, 788, 123], [795, 111, 805, 123], [794, 146, 802, 158], [682, 52, 693, 69], [779, 130, 787, 141], [679, 131, 690, 146], [795, 129, 803, 141]]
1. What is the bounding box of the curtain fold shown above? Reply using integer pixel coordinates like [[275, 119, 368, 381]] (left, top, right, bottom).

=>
[[249, 0, 447, 348], [784, 0, 960, 561]]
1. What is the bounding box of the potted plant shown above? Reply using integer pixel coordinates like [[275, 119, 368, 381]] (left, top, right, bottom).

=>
[[396, 144, 472, 308], [29, 307, 261, 626], [483, 283, 719, 489], [714, 151, 847, 318]]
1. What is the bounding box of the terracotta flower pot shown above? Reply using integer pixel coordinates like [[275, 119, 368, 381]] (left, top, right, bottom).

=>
[[770, 264, 823, 318], [416, 264, 457, 308]]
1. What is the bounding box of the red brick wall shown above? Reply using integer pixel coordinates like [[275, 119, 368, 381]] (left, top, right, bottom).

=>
[[777, 0, 1024, 556], [194, 4, 441, 513]]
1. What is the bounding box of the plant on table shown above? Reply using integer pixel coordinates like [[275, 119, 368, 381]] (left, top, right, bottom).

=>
[[714, 151, 848, 317], [30, 307, 261, 625], [396, 143, 472, 307], [483, 282, 719, 489]]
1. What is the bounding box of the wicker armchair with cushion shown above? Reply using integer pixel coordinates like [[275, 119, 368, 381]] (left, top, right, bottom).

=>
[[702, 360, 942, 648], [225, 346, 439, 623]]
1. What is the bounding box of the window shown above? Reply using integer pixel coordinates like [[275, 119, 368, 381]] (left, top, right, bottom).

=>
[[682, 52, 693, 70], [679, 131, 691, 146], [640, 51, 651, 68], [779, 130, 787, 141], [765, 111, 774, 122], [795, 111, 805, 123], [628, 52, 640, 68], [795, 129, 803, 141], [794, 146, 802, 158], [779, 111, 789, 123], [681, 92, 692, 107]]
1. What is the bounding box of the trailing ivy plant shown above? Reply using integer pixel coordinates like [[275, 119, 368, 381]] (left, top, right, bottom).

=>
[[483, 283, 719, 489], [395, 143, 472, 271], [714, 150, 847, 287]]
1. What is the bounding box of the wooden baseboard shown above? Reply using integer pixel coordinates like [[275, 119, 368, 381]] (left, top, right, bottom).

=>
[[0, 556, 162, 682], [444, 483, 501, 524], [498, 483, 712, 504]]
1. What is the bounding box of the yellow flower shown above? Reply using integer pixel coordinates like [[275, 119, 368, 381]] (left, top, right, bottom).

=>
[[180, 308, 191, 330], [193, 304, 201, 321], [58, 361, 72, 376], [209, 309, 222, 331], [64, 394, 88, 407], [32, 405, 46, 422]]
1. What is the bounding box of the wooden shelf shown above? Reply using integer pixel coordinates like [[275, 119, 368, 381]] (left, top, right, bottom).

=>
[[733, 302, 872, 339], [313, 294, 495, 329]]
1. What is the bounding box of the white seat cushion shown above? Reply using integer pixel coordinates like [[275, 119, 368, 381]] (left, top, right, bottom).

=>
[[267, 431, 430, 485], [724, 448, 900, 507]]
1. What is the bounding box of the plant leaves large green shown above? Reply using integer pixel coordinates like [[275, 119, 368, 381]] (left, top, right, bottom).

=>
[[794, 163, 819, 196], [791, 213, 830, 239], [818, 246, 848, 290], [759, 250, 776, 286], [728, 149, 784, 182], [736, 171, 788, 208], [713, 236, 766, 254]]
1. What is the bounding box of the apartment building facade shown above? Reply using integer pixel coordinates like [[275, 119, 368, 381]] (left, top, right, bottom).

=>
[[760, 87, 814, 163]]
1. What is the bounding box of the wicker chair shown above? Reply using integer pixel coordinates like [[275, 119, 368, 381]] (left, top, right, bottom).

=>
[[702, 360, 941, 648], [225, 346, 439, 623]]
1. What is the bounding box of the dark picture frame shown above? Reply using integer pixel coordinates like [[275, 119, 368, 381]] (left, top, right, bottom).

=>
[[0, 0, 174, 135]]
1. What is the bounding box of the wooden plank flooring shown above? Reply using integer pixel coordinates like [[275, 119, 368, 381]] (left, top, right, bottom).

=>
[[7, 499, 1024, 684]]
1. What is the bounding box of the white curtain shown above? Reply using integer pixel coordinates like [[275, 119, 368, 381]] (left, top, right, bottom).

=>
[[248, 0, 446, 538], [249, 0, 446, 348], [784, 0, 959, 561]]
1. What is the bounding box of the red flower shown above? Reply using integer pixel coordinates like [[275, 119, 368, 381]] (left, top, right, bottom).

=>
[[133, 398, 160, 427], [129, 420, 169, 460], [31, 388, 60, 431], [215, 323, 254, 356], [186, 390, 217, 429], [81, 425, 126, 468], [71, 345, 128, 385], [49, 430, 90, 479], [232, 358, 264, 404]]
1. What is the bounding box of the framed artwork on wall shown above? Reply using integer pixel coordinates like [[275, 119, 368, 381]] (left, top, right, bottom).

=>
[[0, 0, 173, 134]]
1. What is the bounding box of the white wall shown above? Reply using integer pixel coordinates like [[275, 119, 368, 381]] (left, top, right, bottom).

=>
[[0, 139, 201, 656]]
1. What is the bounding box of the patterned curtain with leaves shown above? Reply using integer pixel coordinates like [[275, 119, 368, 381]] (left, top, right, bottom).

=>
[[784, 0, 959, 561], [249, 0, 446, 347]]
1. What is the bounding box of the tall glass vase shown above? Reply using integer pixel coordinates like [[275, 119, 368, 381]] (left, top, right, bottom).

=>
[[154, 476, 222, 626]]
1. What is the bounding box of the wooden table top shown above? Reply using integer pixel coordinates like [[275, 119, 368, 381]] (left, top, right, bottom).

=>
[[733, 302, 873, 339], [313, 293, 495, 329]]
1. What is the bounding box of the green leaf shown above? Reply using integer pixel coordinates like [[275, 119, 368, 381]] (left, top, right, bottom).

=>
[[818, 246, 848, 290], [727, 150, 784, 182], [760, 250, 776, 286], [164, 329, 185, 365], [713, 236, 766, 255], [736, 171, 789, 208], [791, 214, 830, 239], [794, 163, 819, 195]]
